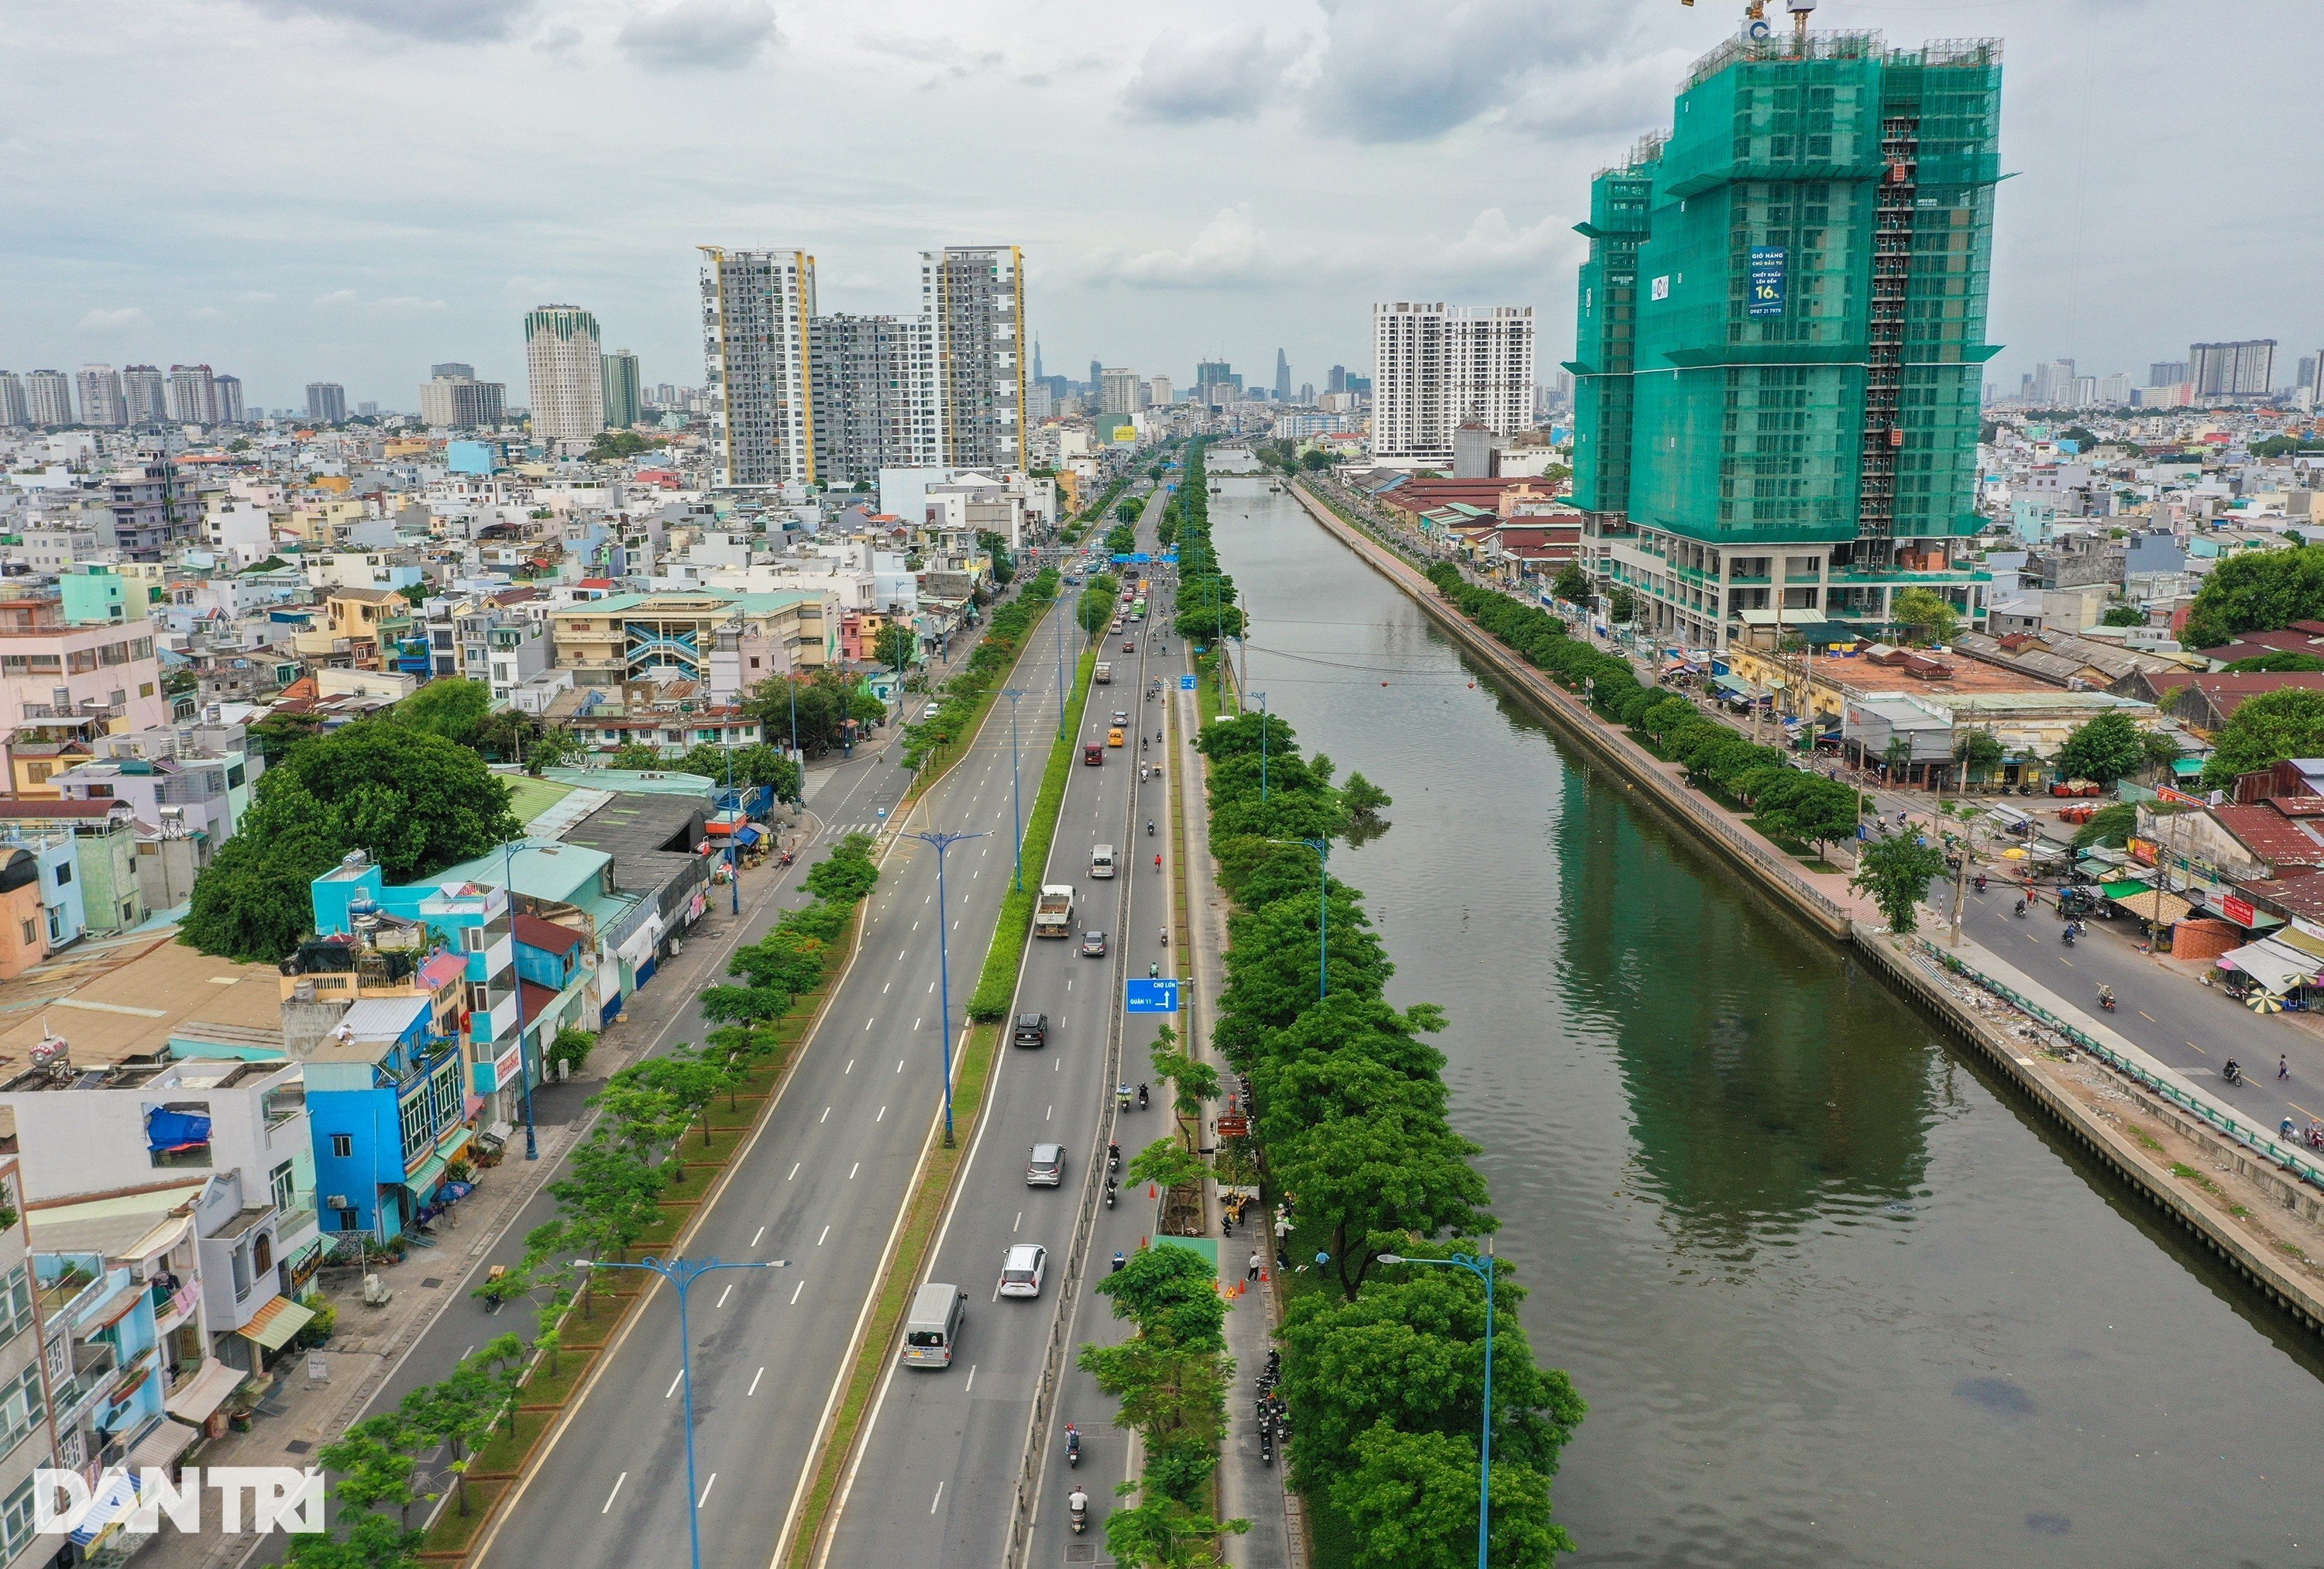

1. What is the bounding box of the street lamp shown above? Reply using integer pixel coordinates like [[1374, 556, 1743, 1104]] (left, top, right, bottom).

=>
[[1001, 688, 1029, 892], [1376, 1242, 1497, 1569], [1266, 836, 1331, 999], [501, 841, 538, 1161], [576, 1255, 789, 1569], [722, 745, 741, 916], [901, 829, 986, 1146], [1253, 692, 1269, 802], [1055, 591, 1067, 741]]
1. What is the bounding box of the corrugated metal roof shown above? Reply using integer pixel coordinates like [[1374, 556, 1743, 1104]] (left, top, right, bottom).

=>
[[336, 996, 430, 1041]]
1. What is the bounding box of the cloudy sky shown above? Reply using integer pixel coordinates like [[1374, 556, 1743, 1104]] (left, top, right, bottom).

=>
[[7, 0, 2318, 409]]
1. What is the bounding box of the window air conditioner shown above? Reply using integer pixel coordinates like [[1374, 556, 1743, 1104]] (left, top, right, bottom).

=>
[[325, 1195, 349, 1210]]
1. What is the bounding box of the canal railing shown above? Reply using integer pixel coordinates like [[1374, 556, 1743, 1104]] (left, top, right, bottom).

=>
[[1909, 935, 2324, 1197]]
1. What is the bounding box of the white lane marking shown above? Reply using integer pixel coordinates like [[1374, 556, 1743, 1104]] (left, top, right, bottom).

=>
[[849, 1162, 860, 1179], [820, 1107, 830, 1124], [790, 1279, 805, 1305], [914, 1017, 923, 1031], [699, 1474, 717, 1508], [877, 1105, 887, 1120], [846, 1058, 855, 1074], [1047, 1104, 1054, 1120], [930, 1481, 944, 1514], [913, 920, 920, 931], [896, 1059, 904, 1073], [1055, 1060, 1061, 1072], [964, 1364, 977, 1391], [665, 1370, 684, 1399], [882, 982, 891, 994], [748, 1367, 765, 1396], [865, 1017, 875, 1031], [929, 979, 937, 993], [751, 1226, 766, 1247], [788, 1162, 801, 1180], [817, 1224, 831, 1245], [1066, 978, 1072, 991], [601, 1473, 626, 1513], [992, 1277, 1002, 1301], [1013, 1210, 1022, 1233], [717, 1282, 734, 1308]]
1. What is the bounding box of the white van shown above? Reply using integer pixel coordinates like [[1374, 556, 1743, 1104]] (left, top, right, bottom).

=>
[[1091, 844, 1116, 879], [903, 1282, 967, 1368]]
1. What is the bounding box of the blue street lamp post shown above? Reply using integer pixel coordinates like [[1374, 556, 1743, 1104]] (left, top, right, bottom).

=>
[[1001, 689, 1028, 892], [1377, 1244, 1496, 1569], [902, 830, 985, 1146], [576, 1255, 786, 1569], [502, 841, 538, 1160]]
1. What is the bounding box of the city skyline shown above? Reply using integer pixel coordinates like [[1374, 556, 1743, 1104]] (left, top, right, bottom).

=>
[[6, 0, 2319, 408]]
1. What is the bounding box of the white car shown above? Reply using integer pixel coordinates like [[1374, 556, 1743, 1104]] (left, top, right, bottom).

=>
[[999, 1243, 1048, 1298]]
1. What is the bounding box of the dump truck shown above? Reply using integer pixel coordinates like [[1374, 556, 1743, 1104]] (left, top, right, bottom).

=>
[[1033, 884, 1075, 938]]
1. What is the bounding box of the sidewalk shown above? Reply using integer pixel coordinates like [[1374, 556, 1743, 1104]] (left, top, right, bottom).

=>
[[1171, 671, 1300, 1567]]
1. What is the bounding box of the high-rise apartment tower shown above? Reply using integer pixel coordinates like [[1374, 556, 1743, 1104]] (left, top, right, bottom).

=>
[[168, 364, 220, 424], [524, 305, 605, 444], [602, 349, 643, 429], [76, 366, 126, 428], [1370, 304, 1535, 463], [122, 366, 168, 425], [2188, 340, 2276, 399], [700, 249, 816, 486], [810, 313, 937, 487], [22, 372, 72, 426], [922, 246, 1026, 470], [1570, 30, 2002, 651]]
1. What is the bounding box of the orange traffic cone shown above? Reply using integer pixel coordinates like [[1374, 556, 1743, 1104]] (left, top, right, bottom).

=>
[[1147, 1182, 1157, 1198]]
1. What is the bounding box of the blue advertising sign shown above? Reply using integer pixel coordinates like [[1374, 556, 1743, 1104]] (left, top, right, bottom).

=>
[[1179, 675, 1195, 690], [1109, 552, 1155, 564], [1748, 247, 1786, 318], [1125, 979, 1180, 1013]]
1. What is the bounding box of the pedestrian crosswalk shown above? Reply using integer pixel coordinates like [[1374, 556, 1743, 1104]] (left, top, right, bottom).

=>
[[822, 821, 888, 838]]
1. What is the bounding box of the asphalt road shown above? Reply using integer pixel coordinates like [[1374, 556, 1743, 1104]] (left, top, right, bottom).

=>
[[459, 586, 1085, 1569], [824, 492, 1179, 1567]]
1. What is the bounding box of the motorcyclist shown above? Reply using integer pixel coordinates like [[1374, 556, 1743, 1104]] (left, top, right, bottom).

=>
[[1138, 1082, 1150, 1107], [2014, 897, 2027, 917], [1149, 962, 1160, 979], [2224, 1058, 2243, 1086], [1147, 819, 1155, 836], [1068, 1486, 1091, 1529]]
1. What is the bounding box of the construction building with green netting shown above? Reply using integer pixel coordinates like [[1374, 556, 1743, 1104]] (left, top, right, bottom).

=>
[[1569, 26, 2002, 652]]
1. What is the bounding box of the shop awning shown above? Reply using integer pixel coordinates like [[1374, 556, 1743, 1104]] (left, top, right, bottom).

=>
[[734, 824, 763, 846], [2111, 886, 2193, 924], [125, 1417, 200, 1471], [165, 1358, 249, 1423], [69, 1471, 139, 1546], [2099, 878, 2154, 900], [2219, 938, 2322, 996], [238, 1295, 315, 1352], [403, 1149, 450, 1197]]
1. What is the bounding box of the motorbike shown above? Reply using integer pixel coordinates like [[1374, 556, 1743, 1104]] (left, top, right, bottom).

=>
[[1117, 1085, 1132, 1111], [1108, 1143, 1121, 1173], [2061, 926, 2076, 948], [1159, 926, 1168, 947], [2223, 1060, 2244, 1086], [1974, 874, 1987, 893], [1137, 1083, 1150, 1109], [1069, 1491, 1089, 1534], [1149, 962, 1160, 979], [1111, 1251, 1126, 1273], [1105, 1182, 1117, 1210], [1065, 1426, 1081, 1468], [2014, 899, 2027, 917], [2097, 990, 2117, 1013], [1147, 820, 1155, 837]]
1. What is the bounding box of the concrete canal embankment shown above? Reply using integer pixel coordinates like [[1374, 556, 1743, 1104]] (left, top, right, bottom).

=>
[[1288, 477, 2324, 1337]]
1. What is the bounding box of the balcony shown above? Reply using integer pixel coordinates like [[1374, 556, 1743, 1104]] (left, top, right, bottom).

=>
[[37, 1267, 103, 1324], [50, 1342, 121, 1429]]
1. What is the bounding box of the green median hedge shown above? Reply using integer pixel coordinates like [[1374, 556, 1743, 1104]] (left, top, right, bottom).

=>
[[968, 649, 1098, 1020]]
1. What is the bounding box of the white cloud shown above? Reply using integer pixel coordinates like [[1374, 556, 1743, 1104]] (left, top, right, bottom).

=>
[[313, 289, 359, 307], [242, 0, 538, 43], [1431, 208, 1580, 282], [77, 307, 150, 331], [617, 0, 780, 71], [1102, 206, 1316, 290], [188, 305, 227, 320], [1302, 0, 1645, 143], [1122, 26, 1301, 125], [370, 295, 449, 313]]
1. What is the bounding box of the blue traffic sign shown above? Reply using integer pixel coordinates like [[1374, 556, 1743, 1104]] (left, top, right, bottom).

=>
[[1109, 552, 1155, 564], [1125, 978, 1180, 1013], [1179, 675, 1195, 690]]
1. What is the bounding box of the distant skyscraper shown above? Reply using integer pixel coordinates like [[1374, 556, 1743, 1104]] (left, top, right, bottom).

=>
[[2096, 373, 2133, 406], [431, 362, 476, 381], [1100, 368, 1144, 417], [602, 349, 643, 429], [1327, 363, 1347, 395], [305, 382, 347, 422], [1195, 360, 1234, 397], [1033, 339, 1043, 384], [1149, 376, 1174, 408], [213, 374, 245, 423], [2149, 360, 2188, 387], [23, 371, 73, 426], [524, 305, 605, 442], [1274, 349, 1291, 401], [1370, 303, 1534, 462], [810, 312, 937, 486], [700, 248, 816, 486], [1088, 357, 1102, 393], [2311, 351, 2324, 403], [2026, 359, 2076, 408], [168, 364, 220, 424], [76, 366, 126, 428], [420, 373, 507, 427], [0, 373, 25, 427], [2189, 339, 2276, 399], [923, 246, 1028, 470], [122, 366, 168, 425]]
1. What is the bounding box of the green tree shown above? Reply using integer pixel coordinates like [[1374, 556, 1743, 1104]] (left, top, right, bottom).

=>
[[675, 741, 800, 801], [527, 724, 590, 774], [1104, 1495, 1250, 1569], [1952, 728, 2004, 784], [607, 741, 665, 771], [1890, 587, 1961, 645], [1276, 1111, 1492, 1302], [2100, 604, 2147, 628], [396, 1362, 500, 1516], [2179, 542, 2324, 649], [875, 621, 916, 673], [395, 678, 490, 744], [1607, 587, 1637, 625], [1334, 1423, 1574, 1569], [316, 1413, 423, 1529], [1549, 563, 1589, 605], [2071, 800, 2139, 849], [2223, 650, 2324, 673], [181, 722, 520, 962], [285, 1511, 425, 1569], [2201, 686, 2324, 787], [1850, 833, 1948, 932], [2054, 710, 2147, 784], [1126, 1137, 1207, 1194]]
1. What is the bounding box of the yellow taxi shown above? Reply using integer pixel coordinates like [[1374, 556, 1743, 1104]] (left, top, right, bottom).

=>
[[1107, 727, 1125, 748]]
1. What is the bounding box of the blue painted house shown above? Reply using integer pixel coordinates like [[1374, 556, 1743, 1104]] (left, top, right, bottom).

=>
[[304, 995, 469, 1241]]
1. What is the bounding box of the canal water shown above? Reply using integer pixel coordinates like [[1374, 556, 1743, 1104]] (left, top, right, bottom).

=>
[[1206, 471, 2323, 1567]]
